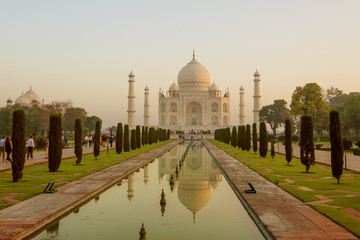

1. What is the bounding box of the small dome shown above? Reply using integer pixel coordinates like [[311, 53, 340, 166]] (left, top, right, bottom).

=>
[[209, 82, 220, 92], [144, 85, 149, 91], [24, 86, 41, 104], [169, 82, 180, 92], [254, 69, 260, 77], [15, 92, 31, 106], [177, 53, 211, 92], [7, 98, 12, 103], [128, 70, 135, 78]]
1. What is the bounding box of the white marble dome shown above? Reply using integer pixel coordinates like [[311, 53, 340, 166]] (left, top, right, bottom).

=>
[[169, 82, 180, 92], [177, 55, 211, 92], [24, 87, 41, 104], [209, 82, 220, 92], [15, 93, 31, 106]]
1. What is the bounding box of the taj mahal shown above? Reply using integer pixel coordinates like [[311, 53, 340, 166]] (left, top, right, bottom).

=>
[[126, 51, 262, 131]]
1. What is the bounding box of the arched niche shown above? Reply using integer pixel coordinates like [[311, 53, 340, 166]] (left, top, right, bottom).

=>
[[186, 101, 202, 125], [211, 103, 218, 113]]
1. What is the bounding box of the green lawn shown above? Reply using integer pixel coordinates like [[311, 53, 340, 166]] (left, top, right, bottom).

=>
[[0, 140, 173, 210], [209, 140, 360, 237]]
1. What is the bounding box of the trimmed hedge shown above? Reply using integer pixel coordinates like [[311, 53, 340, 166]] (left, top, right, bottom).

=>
[[136, 125, 141, 148], [300, 116, 315, 173], [259, 122, 268, 157], [245, 124, 251, 151], [124, 124, 130, 152], [252, 123, 257, 153], [116, 123, 123, 154], [231, 126, 238, 147], [74, 119, 82, 165], [131, 129, 136, 150], [330, 110, 343, 184], [285, 118, 292, 165], [11, 110, 26, 182], [49, 113, 63, 172], [93, 120, 101, 159]]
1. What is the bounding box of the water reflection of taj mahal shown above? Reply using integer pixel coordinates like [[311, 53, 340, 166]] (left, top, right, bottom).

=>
[[158, 142, 222, 220]]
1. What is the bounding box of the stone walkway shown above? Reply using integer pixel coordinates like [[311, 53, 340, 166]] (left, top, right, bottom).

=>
[[0, 141, 179, 240], [273, 143, 360, 172], [204, 140, 357, 240], [0, 144, 115, 172]]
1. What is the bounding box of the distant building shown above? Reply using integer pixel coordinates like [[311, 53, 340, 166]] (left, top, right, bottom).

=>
[[7, 86, 43, 108]]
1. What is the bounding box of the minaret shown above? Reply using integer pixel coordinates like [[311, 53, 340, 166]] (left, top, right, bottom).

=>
[[144, 86, 150, 126], [239, 86, 245, 125], [253, 70, 261, 124], [127, 70, 136, 129]]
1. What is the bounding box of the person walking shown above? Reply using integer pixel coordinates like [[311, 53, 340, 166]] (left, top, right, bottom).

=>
[[5, 136, 12, 162], [84, 135, 89, 147], [45, 137, 49, 159], [109, 135, 114, 148], [89, 135, 92, 147], [0, 136, 5, 162], [27, 135, 35, 160]]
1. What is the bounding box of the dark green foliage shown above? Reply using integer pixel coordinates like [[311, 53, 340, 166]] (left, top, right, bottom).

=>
[[315, 144, 322, 150], [145, 127, 148, 144], [167, 129, 170, 140], [342, 138, 353, 150], [154, 129, 158, 143], [49, 113, 62, 172], [353, 148, 360, 156], [356, 140, 360, 148], [245, 124, 251, 151], [240, 126, 246, 150], [330, 111, 344, 184], [259, 122, 268, 157], [215, 129, 220, 141], [252, 123, 258, 153], [300, 116, 315, 173], [231, 127, 238, 147], [11, 110, 26, 182], [116, 123, 123, 154], [225, 127, 231, 144], [74, 119, 82, 165], [131, 129, 136, 150], [124, 124, 130, 152], [35, 137, 46, 150], [142, 126, 145, 145], [285, 118, 292, 165], [149, 127, 155, 144], [292, 135, 299, 142], [93, 120, 101, 159], [271, 141, 275, 159], [136, 125, 141, 148]]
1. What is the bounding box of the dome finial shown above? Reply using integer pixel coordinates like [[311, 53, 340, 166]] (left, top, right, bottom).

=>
[[193, 49, 195, 59]]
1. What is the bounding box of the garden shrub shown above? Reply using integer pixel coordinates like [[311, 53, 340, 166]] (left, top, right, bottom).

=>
[[342, 138, 353, 150], [315, 144, 322, 150]]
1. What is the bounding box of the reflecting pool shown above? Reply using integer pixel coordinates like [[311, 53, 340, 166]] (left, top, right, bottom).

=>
[[32, 141, 264, 239]]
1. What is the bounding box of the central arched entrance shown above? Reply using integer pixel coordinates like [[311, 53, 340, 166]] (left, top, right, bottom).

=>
[[186, 101, 202, 125]]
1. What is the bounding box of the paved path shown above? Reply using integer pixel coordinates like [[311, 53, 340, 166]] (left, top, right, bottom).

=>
[[0, 140, 180, 240], [0, 144, 115, 172], [273, 143, 360, 172], [204, 140, 356, 240]]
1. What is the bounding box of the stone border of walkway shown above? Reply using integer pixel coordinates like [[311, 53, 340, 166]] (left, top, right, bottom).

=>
[[203, 140, 357, 240], [0, 140, 180, 240]]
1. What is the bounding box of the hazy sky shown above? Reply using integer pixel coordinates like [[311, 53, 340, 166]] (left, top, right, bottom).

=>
[[1, 0, 359, 128]]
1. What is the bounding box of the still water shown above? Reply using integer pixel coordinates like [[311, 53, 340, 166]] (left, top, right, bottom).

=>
[[33, 141, 264, 240]]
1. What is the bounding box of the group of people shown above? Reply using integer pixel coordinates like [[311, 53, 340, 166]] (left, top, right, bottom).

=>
[[0, 136, 13, 162], [82, 135, 114, 148]]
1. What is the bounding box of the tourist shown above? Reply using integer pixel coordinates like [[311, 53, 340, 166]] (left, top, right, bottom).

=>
[[84, 135, 89, 147], [0, 136, 5, 162], [63, 135, 68, 146], [45, 137, 49, 159], [5, 136, 12, 162], [27, 135, 35, 160], [89, 135, 92, 147], [109, 135, 114, 148]]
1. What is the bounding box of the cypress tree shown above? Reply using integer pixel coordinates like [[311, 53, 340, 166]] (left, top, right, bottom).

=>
[[154, 128, 158, 143], [131, 129, 136, 150], [330, 110, 343, 184], [136, 125, 141, 148], [149, 127, 154, 144], [49, 113, 62, 171], [145, 127, 148, 144], [252, 123, 258, 153], [300, 116, 315, 173], [124, 124, 130, 152], [241, 125, 246, 150], [93, 120, 101, 160], [271, 141, 275, 160], [74, 119, 82, 165], [246, 124, 251, 151], [116, 123, 123, 154], [237, 126, 241, 148], [259, 121, 268, 157], [167, 129, 170, 140], [142, 126, 145, 145], [231, 126, 238, 147], [11, 110, 26, 182], [285, 118, 292, 165]]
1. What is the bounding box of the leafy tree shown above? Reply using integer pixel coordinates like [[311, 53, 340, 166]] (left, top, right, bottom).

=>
[[124, 124, 130, 151], [300, 116, 315, 173], [313, 107, 330, 142], [259, 122, 268, 157], [131, 129, 136, 150], [330, 111, 344, 184], [259, 99, 290, 136], [252, 123, 257, 153], [28, 106, 50, 136], [11, 110, 26, 182], [63, 108, 87, 133], [271, 141, 275, 160], [136, 125, 141, 148], [49, 113, 63, 172], [325, 87, 345, 105], [342, 94, 360, 137], [93, 120, 101, 159], [285, 118, 292, 166], [116, 123, 123, 154], [74, 119, 82, 165], [231, 127, 238, 147], [84, 115, 101, 133], [0, 107, 13, 136], [245, 124, 251, 151]]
